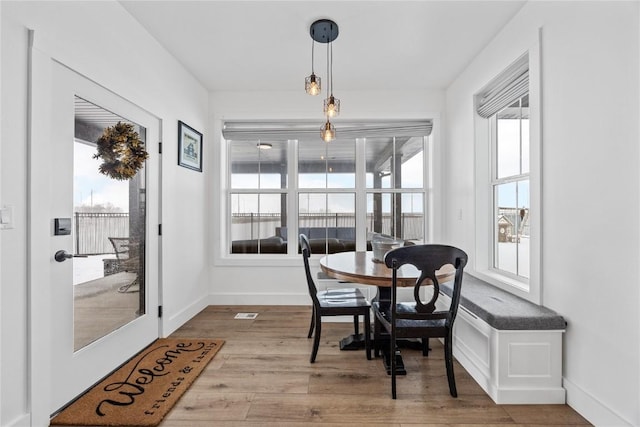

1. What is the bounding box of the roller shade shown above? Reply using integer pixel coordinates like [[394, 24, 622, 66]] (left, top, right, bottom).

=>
[[476, 54, 529, 118], [222, 119, 433, 141]]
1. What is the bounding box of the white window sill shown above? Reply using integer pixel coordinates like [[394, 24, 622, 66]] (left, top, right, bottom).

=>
[[471, 269, 535, 303]]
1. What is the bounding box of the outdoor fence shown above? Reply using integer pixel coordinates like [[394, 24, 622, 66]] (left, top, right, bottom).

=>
[[231, 212, 425, 241], [75, 208, 526, 255], [74, 212, 129, 255]]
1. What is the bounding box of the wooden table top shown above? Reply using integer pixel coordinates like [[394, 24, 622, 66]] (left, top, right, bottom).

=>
[[319, 251, 455, 287]]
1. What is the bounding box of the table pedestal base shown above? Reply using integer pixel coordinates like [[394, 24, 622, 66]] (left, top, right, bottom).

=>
[[378, 339, 429, 375], [339, 333, 366, 351], [382, 349, 407, 375]]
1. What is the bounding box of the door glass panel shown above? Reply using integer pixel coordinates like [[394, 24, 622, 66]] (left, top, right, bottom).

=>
[[73, 96, 146, 351]]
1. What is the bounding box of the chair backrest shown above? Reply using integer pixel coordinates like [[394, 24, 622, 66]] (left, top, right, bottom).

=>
[[299, 234, 320, 307], [384, 244, 468, 324], [109, 237, 130, 261]]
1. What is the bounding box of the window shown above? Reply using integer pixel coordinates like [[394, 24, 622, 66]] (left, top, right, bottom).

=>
[[365, 137, 425, 241], [475, 50, 540, 302], [298, 136, 356, 254], [224, 121, 432, 256], [492, 95, 529, 279], [229, 139, 288, 254]]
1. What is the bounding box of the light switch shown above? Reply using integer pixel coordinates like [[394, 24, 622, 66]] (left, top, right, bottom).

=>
[[0, 205, 14, 230]]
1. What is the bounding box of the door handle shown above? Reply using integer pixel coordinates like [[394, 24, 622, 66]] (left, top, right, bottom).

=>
[[54, 250, 73, 262]]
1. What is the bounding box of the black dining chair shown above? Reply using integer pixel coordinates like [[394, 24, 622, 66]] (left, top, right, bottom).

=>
[[373, 244, 468, 399], [299, 234, 371, 363]]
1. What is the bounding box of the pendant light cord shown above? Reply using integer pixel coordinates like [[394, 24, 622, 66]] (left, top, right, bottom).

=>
[[326, 41, 330, 101], [311, 38, 315, 73], [330, 41, 334, 95]]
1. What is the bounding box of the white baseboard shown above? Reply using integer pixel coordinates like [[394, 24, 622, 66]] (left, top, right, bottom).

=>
[[563, 376, 634, 427], [161, 294, 210, 337], [493, 387, 566, 405], [209, 292, 310, 306]]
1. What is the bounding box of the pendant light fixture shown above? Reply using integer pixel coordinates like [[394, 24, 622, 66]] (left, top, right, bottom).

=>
[[320, 119, 336, 142], [323, 39, 340, 118], [306, 19, 339, 142], [304, 39, 321, 96]]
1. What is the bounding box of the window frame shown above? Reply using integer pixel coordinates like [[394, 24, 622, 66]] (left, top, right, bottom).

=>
[[223, 133, 432, 261], [473, 42, 541, 304], [489, 97, 530, 282]]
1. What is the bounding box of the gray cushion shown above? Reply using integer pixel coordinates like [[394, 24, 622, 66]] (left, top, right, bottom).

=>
[[440, 275, 566, 330]]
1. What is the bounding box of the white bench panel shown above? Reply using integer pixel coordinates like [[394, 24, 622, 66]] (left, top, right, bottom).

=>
[[437, 291, 566, 404]]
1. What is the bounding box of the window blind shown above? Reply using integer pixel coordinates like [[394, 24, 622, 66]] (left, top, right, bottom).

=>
[[476, 54, 529, 118], [222, 119, 433, 141]]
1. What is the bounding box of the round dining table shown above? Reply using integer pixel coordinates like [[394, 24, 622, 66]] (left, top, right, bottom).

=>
[[319, 250, 455, 375], [319, 250, 455, 287]]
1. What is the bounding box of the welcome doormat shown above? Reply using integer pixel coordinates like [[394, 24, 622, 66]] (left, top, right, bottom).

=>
[[51, 338, 224, 426]]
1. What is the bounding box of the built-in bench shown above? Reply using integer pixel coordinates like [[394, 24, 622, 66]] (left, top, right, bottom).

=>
[[436, 274, 566, 404]]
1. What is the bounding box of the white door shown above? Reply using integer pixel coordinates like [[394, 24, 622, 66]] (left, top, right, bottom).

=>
[[47, 61, 160, 413]]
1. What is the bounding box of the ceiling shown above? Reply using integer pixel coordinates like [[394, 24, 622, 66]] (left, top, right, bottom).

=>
[[119, 1, 526, 92]]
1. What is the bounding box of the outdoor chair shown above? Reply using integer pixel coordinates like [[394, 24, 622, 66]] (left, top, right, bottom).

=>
[[373, 244, 468, 399], [108, 237, 140, 293], [299, 234, 371, 363]]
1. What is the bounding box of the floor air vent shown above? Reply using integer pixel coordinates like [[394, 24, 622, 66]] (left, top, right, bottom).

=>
[[234, 312, 259, 320]]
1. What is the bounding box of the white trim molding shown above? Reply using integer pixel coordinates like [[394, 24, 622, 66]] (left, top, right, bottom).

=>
[[564, 377, 635, 427], [473, 35, 542, 305]]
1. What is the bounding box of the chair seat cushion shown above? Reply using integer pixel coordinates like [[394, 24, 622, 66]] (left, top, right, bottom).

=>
[[318, 287, 370, 308], [372, 301, 446, 329]]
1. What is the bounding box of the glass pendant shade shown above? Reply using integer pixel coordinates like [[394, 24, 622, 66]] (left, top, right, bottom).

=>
[[305, 73, 321, 96], [323, 95, 340, 117], [320, 120, 336, 142]]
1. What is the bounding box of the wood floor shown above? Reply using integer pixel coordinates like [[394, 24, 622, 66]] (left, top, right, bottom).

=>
[[158, 305, 591, 427]]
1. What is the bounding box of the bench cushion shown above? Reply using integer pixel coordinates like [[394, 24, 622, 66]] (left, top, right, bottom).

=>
[[440, 275, 566, 330]]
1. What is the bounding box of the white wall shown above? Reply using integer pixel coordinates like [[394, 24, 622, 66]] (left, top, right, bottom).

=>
[[208, 89, 446, 304], [0, 2, 209, 425], [1, 17, 32, 427], [444, 2, 639, 426]]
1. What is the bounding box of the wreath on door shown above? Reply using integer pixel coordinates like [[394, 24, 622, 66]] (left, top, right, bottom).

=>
[[94, 122, 149, 180]]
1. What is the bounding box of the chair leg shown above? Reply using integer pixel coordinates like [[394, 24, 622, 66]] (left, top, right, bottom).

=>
[[422, 337, 430, 356], [364, 312, 371, 360], [444, 331, 457, 397], [390, 331, 397, 399], [310, 313, 322, 363], [373, 316, 381, 358], [307, 307, 315, 339], [353, 315, 360, 336]]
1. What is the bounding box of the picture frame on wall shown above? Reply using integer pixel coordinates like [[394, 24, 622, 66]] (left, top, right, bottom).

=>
[[178, 121, 203, 172]]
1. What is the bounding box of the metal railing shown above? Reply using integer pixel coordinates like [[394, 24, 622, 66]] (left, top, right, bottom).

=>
[[74, 212, 129, 255], [231, 212, 424, 241]]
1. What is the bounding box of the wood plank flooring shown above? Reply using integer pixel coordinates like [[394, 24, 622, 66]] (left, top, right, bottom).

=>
[[159, 305, 591, 426]]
